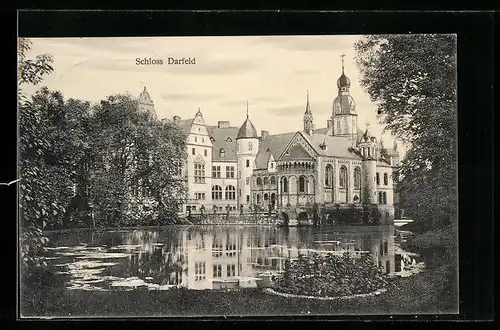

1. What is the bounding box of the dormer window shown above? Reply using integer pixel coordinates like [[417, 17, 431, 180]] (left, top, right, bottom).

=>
[[220, 148, 225, 159], [210, 136, 215, 142], [320, 141, 327, 150], [226, 137, 232, 142]]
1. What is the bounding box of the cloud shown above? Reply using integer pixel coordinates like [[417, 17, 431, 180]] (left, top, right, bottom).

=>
[[265, 101, 332, 118], [294, 69, 321, 75], [161, 92, 222, 101], [253, 35, 360, 52]]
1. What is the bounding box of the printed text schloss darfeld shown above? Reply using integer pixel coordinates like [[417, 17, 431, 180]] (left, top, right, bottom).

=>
[[135, 57, 196, 65]]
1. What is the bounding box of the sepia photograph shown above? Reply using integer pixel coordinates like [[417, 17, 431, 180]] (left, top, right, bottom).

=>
[[18, 34, 458, 317]]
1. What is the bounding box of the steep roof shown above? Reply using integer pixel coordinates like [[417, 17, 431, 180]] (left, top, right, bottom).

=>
[[236, 117, 258, 139], [301, 133, 362, 159], [177, 118, 194, 135], [254, 132, 296, 169], [207, 126, 239, 161]]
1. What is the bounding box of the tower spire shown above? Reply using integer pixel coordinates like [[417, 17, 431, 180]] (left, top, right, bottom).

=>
[[341, 53, 345, 74], [305, 90, 311, 113]]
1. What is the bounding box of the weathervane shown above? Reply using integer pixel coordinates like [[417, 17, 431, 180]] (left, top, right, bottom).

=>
[[246, 100, 249, 118]]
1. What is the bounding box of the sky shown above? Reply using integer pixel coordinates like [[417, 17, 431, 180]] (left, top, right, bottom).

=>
[[24, 35, 401, 151]]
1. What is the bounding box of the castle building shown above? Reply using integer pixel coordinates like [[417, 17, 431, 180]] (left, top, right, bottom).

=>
[[139, 57, 400, 223]]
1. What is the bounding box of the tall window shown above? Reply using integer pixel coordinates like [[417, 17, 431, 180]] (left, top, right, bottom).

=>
[[270, 176, 276, 185], [383, 192, 387, 204], [192, 148, 195, 155], [246, 159, 250, 167], [384, 173, 388, 185], [354, 167, 361, 189], [376, 173, 380, 185], [264, 193, 269, 200], [194, 136, 197, 143], [212, 185, 222, 200], [378, 192, 383, 204], [263, 177, 268, 185], [195, 262, 206, 281], [339, 166, 347, 188], [194, 163, 205, 183], [225, 185, 236, 200], [227, 264, 236, 277], [212, 166, 221, 178], [257, 194, 261, 203], [220, 148, 225, 159], [299, 176, 306, 193], [226, 166, 235, 178], [204, 149, 208, 157], [256, 177, 262, 185], [246, 195, 250, 203], [245, 177, 249, 185], [282, 177, 289, 193], [248, 142, 253, 150], [213, 264, 222, 278], [325, 164, 333, 187]]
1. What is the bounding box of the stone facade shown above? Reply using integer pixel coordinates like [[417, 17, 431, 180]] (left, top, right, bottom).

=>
[[139, 59, 400, 224]]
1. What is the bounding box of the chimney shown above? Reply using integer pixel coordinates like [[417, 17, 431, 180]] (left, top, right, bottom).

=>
[[217, 121, 230, 128], [327, 119, 333, 128], [173, 116, 181, 125], [261, 130, 269, 139]]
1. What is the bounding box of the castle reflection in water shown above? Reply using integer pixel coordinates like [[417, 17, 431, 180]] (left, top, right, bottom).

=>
[[107, 226, 397, 290]]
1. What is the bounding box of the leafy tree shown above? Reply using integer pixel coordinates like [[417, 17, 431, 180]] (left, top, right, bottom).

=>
[[88, 94, 187, 227], [354, 35, 457, 230], [18, 38, 55, 271]]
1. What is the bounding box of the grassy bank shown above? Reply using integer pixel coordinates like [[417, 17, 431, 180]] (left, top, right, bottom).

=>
[[21, 263, 457, 317], [21, 223, 458, 317]]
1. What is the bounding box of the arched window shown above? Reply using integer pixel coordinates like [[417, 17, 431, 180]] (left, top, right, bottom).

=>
[[220, 148, 225, 159], [383, 173, 388, 185], [383, 192, 387, 204], [270, 176, 276, 185], [263, 177, 268, 185], [256, 177, 262, 185], [282, 177, 289, 193], [264, 193, 269, 200], [212, 185, 222, 200], [378, 192, 383, 204], [257, 194, 261, 203], [299, 176, 306, 193], [339, 166, 347, 188], [325, 164, 333, 187], [225, 185, 236, 200], [354, 167, 361, 189], [376, 173, 380, 185]]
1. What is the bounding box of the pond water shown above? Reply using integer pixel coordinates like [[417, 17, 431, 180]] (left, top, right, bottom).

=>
[[40, 225, 423, 292]]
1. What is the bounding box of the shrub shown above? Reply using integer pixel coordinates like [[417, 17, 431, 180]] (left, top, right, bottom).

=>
[[275, 252, 389, 297]]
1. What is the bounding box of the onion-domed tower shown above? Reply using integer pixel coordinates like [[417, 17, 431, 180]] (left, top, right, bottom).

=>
[[332, 55, 358, 141]]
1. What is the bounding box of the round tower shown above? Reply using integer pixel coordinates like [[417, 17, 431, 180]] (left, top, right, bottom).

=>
[[236, 102, 259, 209], [358, 124, 378, 205]]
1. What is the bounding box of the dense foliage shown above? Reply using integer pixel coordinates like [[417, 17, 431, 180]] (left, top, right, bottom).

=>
[[275, 253, 389, 297], [19, 38, 187, 278], [354, 35, 457, 230]]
